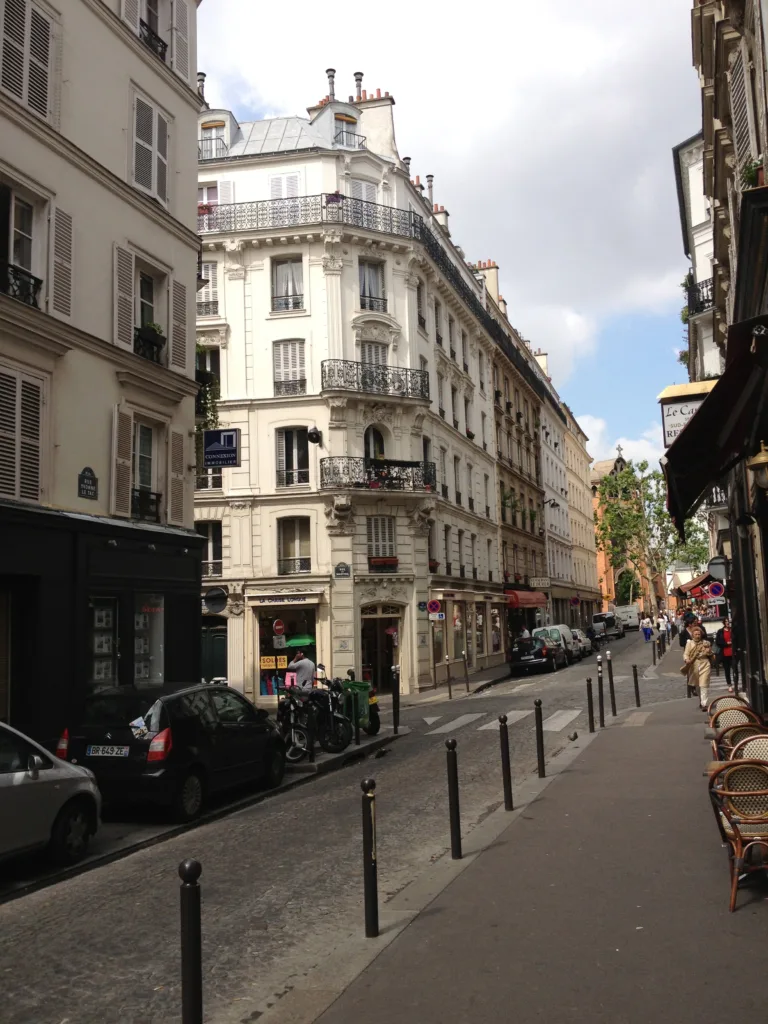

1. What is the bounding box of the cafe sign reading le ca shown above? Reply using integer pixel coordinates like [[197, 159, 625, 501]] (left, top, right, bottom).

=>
[[657, 381, 717, 449]]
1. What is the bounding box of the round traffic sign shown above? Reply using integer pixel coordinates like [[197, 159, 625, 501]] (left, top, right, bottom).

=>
[[427, 599, 441, 614], [273, 619, 285, 636], [709, 581, 725, 598]]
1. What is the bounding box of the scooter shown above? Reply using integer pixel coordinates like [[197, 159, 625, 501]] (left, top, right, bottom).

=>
[[365, 687, 381, 736]]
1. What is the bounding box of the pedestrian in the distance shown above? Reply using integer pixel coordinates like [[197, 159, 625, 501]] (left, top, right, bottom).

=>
[[683, 624, 715, 711], [715, 618, 735, 693], [641, 615, 653, 642]]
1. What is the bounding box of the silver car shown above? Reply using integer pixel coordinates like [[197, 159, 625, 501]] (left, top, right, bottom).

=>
[[0, 721, 101, 866]]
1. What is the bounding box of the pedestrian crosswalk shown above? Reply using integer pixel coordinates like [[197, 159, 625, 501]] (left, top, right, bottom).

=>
[[542, 709, 581, 732], [476, 709, 534, 730], [423, 707, 584, 737], [425, 713, 485, 735]]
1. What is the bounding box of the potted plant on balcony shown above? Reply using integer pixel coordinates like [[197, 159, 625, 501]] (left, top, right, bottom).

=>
[[326, 191, 343, 204], [466, 429, 475, 440], [369, 556, 399, 569], [197, 202, 213, 215], [429, 558, 440, 573], [136, 321, 166, 347]]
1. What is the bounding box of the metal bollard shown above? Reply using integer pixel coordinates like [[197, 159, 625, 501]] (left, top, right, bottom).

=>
[[499, 715, 513, 811], [606, 650, 617, 717], [652, 639, 657, 666], [391, 666, 400, 736], [597, 656, 605, 728], [353, 690, 360, 746], [462, 651, 470, 694], [179, 859, 203, 1024], [445, 655, 453, 700], [445, 739, 462, 858], [361, 778, 379, 938], [632, 664, 641, 707], [586, 678, 595, 733], [534, 699, 546, 778]]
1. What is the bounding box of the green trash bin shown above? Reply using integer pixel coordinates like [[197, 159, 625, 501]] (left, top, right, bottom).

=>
[[342, 678, 372, 730]]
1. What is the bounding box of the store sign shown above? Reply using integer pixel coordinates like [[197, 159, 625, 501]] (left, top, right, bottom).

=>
[[277, 656, 288, 669], [334, 562, 351, 578], [661, 398, 706, 447], [203, 428, 241, 467], [77, 467, 98, 500], [529, 577, 550, 590], [260, 656, 276, 670], [255, 595, 315, 605]]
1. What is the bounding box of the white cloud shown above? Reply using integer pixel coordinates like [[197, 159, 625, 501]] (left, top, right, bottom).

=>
[[197, 0, 698, 386], [577, 416, 664, 466]]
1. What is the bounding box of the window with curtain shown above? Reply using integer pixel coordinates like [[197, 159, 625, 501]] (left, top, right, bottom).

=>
[[276, 428, 309, 486], [278, 517, 311, 574], [272, 258, 303, 311], [364, 426, 385, 459], [273, 340, 306, 396], [359, 261, 385, 311]]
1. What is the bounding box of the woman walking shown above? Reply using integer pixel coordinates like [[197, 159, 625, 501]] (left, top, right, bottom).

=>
[[641, 615, 653, 643], [684, 624, 715, 711], [715, 618, 735, 693]]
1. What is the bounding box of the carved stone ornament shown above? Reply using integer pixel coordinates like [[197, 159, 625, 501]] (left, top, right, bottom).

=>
[[227, 584, 245, 616], [410, 411, 426, 435], [197, 326, 228, 348], [325, 494, 356, 534], [328, 397, 349, 426], [322, 254, 344, 274], [230, 501, 252, 511], [363, 402, 396, 427], [225, 239, 245, 253], [407, 502, 435, 536], [225, 265, 245, 280], [351, 313, 401, 351]]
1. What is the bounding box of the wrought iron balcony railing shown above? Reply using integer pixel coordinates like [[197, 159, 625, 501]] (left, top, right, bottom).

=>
[[688, 277, 714, 316], [274, 379, 307, 397], [131, 488, 161, 523], [272, 293, 304, 312], [360, 295, 387, 313], [133, 327, 165, 364], [321, 359, 430, 400], [278, 557, 312, 575], [0, 261, 42, 308], [202, 560, 223, 579], [334, 129, 367, 149], [704, 485, 728, 509], [198, 138, 228, 160], [197, 300, 219, 317], [276, 468, 309, 486], [139, 19, 167, 61], [320, 457, 436, 491]]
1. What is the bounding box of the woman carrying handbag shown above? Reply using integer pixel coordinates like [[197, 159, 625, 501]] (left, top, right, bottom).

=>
[[682, 624, 715, 711]]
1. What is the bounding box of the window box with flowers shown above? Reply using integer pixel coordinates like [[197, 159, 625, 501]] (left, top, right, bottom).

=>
[[198, 203, 213, 216], [369, 556, 399, 572], [429, 558, 440, 573], [466, 429, 475, 440]]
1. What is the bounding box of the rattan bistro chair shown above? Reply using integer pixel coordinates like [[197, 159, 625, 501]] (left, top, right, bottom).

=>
[[713, 724, 768, 761], [710, 706, 763, 732], [708, 696, 750, 717], [730, 735, 768, 761], [709, 761, 768, 911]]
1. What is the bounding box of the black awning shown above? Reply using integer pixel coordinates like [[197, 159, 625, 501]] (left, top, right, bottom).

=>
[[663, 330, 768, 538]]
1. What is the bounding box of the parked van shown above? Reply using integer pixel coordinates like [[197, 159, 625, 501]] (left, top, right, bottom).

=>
[[592, 611, 626, 639], [614, 605, 640, 631], [533, 624, 581, 663]]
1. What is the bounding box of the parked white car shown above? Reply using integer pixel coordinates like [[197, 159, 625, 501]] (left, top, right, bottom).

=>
[[0, 721, 101, 866], [571, 629, 592, 658], [533, 624, 581, 663]]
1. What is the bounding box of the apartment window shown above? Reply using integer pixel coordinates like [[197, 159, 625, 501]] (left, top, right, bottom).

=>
[[359, 260, 386, 312], [422, 436, 431, 465], [417, 281, 426, 328], [270, 173, 300, 200], [199, 122, 225, 159], [434, 300, 442, 343], [502, 541, 509, 572], [367, 515, 396, 557], [517, 439, 523, 466], [451, 386, 458, 427], [0, 363, 43, 502], [484, 473, 489, 510], [529, 497, 535, 532], [132, 92, 170, 205], [457, 529, 465, 573], [364, 426, 385, 459], [197, 261, 218, 317], [493, 365, 499, 392], [487, 538, 492, 576], [444, 525, 451, 568], [272, 258, 303, 312], [524, 399, 530, 428], [481, 412, 487, 447], [453, 456, 461, 498], [133, 421, 155, 495], [113, 247, 183, 367], [0, 0, 52, 120], [466, 463, 473, 509], [478, 351, 485, 392], [503, 376, 510, 404], [276, 428, 309, 486], [464, 398, 471, 433], [506, 431, 513, 459], [470, 534, 476, 572], [362, 341, 387, 366], [461, 330, 468, 369], [139, 272, 155, 328], [196, 521, 223, 578], [278, 517, 311, 574], [273, 339, 306, 396], [195, 347, 221, 489], [439, 448, 447, 486], [437, 373, 445, 414], [496, 425, 502, 453], [419, 356, 428, 376], [12, 196, 32, 271], [448, 316, 455, 355]]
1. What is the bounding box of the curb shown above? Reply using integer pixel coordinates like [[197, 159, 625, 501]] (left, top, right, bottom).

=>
[[285, 729, 409, 774]]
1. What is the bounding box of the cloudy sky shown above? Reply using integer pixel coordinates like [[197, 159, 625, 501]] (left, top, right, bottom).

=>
[[197, 0, 699, 463]]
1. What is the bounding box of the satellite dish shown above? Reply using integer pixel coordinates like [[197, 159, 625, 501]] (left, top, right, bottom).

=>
[[707, 556, 729, 581]]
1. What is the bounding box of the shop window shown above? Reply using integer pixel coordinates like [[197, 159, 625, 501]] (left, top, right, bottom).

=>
[[491, 605, 503, 654], [278, 517, 311, 575], [452, 601, 465, 660], [88, 597, 119, 691], [134, 594, 164, 686]]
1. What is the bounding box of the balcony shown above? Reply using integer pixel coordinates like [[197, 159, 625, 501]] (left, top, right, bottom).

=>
[[272, 293, 304, 312], [278, 557, 312, 576], [202, 560, 223, 579], [505, 401, 513, 415], [274, 378, 307, 397], [131, 488, 161, 523], [688, 277, 714, 316], [133, 326, 166, 364], [334, 129, 367, 149], [139, 19, 167, 61], [360, 294, 387, 313], [197, 300, 219, 317], [1, 261, 42, 308], [704, 485, 728, 509], [320, 457, 436, 491], [198, 194, 416, 236], [321, 359, 430, 400], [276, 468, 309, 487], [368, 556, 398, 573], [198, 138, 228, 160]]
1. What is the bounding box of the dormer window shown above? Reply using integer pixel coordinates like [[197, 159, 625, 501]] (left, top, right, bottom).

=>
[[199, 121, 227, 161]]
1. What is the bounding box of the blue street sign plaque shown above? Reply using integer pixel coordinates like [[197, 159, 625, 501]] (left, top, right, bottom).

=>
[[203, 428, 241, 468]]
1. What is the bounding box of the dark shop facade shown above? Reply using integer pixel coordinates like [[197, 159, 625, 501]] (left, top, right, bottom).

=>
[[0, 498, 203, 746]]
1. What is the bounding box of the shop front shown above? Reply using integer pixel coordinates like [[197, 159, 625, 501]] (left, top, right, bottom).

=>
[[506, 588, 547, 643], [246, 589, 329, 705], [0, 498, 202, 745], [430, 589, 507, 684], [360, 602, 402, 693]]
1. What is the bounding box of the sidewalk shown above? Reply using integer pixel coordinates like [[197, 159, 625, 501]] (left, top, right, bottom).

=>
[[309, 698, 767, 1023], [378, 663, 510, 711]]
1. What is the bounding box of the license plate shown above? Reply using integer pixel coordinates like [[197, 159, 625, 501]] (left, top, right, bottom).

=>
[[86, 745, 130, 757], [521, 655, 535, 661]]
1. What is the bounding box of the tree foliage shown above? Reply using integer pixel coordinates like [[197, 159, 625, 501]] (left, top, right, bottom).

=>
[[594, 460, 709, 614], [615, 570, 641, 605]]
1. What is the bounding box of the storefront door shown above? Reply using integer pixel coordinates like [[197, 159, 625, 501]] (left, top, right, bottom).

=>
[[361, 609, 401, 693], [201, 617, 228, 681]]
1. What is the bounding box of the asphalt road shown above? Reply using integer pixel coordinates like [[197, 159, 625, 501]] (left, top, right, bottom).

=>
[[0, 631, 691, 1024]]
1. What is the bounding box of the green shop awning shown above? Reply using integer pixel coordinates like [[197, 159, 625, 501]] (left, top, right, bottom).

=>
[[284, 635, 316, 648]]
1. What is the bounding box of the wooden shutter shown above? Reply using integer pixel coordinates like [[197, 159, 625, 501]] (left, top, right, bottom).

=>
[[0, 0, 50, 118], [26, 4, 50, 119], [120, 0, 140, 31], [276, 429, 286, 473], [1, 0, 26, 104], [110, 405, 133, 517], [49, 207, 73, 320], [285, 173, 299, 198], [171, 0, 190, 83], [167, 428, 185, 526], [273, 341, 285, 381], [362, 342, 387, 365], [0, 367, 41, 501], [133, 95, 154, 194], [270, 175, 284, 200], [156, 111, 169, 205], [113, 244, 134, 350], [367, 516, 395, 557], [218, 179, 234, 205], [274, 340, 303, 381], [170, 279, 187, 370], [200, 261, 217, 304], [351, 178, 376, 203], [296, 339, 305, 380]]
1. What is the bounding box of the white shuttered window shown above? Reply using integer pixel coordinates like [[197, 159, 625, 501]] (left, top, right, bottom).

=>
[[198, 261, 218, 309], [133, 92, 171, 205], [729, 42, 758, 169], [0, 0, 53, 120], [367, 516, 396, 558], [170, 0, 190, 83], [0, 365, 42, 502], [50, 207, 73, 319], [273, 340, 306, 394]]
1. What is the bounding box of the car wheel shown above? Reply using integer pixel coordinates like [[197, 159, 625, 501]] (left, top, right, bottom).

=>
[[263, 746, 286, 790], [49, 799, 94, 866], [172, 770, 205, 823]]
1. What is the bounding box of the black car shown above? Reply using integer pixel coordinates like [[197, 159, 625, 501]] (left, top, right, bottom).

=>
[[58, 684, 285, 822], [509, 636, 568, 675]]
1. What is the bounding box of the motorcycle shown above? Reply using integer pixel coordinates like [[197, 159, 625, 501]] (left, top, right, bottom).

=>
[[276, 688, 311, 763], [305, 679, 353, 753]]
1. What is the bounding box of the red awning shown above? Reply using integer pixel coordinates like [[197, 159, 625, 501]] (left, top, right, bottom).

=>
[[679, 571, 712, 594], [507, 591, 548, 609]]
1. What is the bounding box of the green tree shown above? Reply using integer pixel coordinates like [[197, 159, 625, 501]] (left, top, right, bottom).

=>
[[594, 460, 709, 616], [615, 570, 641, 605]]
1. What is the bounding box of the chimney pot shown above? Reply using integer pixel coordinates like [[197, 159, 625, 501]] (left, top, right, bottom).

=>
[[439, 205, 445, 212], [415, 175, 420, 185], [326, 69, 336, 101], [349, 95, 354, 102], [433, 203, 439, 212], [385, 91, 390, 97], [354, 71, 363, 101], [362, 89, 367, 100], [403, 156, 411, 172], [376, 88, 381, 98]]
